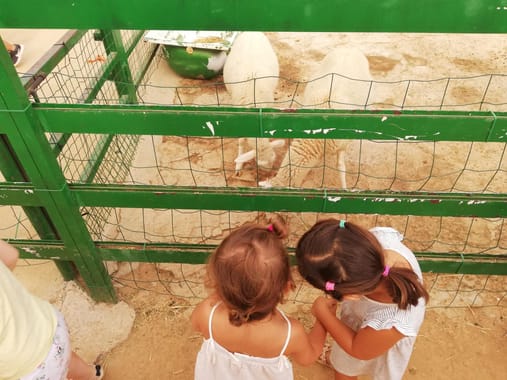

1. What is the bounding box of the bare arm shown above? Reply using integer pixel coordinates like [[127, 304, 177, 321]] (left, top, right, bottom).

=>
[[0, 239, 19, 271], [287, 317, 327, 366], [312, 296, 404, 360]]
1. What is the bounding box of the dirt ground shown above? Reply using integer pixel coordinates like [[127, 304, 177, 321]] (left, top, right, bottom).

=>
[[2, 29, 507, 379], [13, 261, 507, 380], [101, 265, 507, 380]]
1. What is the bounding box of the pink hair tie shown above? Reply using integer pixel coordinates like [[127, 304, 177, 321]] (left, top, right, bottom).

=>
[[266, 224, 274, 232], [325, 281, 335, 291], [382, 265, 390, 277]]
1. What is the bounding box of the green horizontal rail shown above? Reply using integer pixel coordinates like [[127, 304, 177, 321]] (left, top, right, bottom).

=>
[[0, 183, 40, 206], [1, 1, 507, 33], [33, 104, 507, 142], [11, 240, 507, 275], [2, 182, 505, 217], [70, 184, 507, 218]]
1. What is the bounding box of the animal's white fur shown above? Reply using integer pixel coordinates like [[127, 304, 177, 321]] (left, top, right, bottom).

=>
[[261, 47, 373, 188], [223, 32, 284, 174]]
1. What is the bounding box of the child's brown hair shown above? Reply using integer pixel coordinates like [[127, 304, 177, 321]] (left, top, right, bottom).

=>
[[207, 216, 293, 326], [296, 219, 429, 309]]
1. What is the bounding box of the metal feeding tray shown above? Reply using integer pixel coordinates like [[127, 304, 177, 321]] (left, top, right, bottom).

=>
[[144, 30, 238, 79]]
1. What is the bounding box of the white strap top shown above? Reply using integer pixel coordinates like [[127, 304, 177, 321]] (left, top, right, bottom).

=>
[[194, 302, 294, 380], [328, 227, 426, 380], [208, 302, 292, 357]]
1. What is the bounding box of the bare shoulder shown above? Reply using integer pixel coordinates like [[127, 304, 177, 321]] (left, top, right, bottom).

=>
[[384, 249, 412, 270], [190, 294, 220, 335], [287, 316, 306, 335], [284, 316, 309, 347]]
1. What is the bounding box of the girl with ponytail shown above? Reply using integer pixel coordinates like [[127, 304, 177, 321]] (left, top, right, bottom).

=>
[[296, 219, 429, 380], [191, 215, 326, 380]]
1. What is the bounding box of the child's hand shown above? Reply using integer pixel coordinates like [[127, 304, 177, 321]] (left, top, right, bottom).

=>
[[311, 296, 338, 319]]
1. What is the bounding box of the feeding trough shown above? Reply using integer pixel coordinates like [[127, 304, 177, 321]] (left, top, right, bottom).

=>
[[144, 30, 238, 79]]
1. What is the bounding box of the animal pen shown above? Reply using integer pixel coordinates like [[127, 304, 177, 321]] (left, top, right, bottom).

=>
[[0, 0, 506, 316]]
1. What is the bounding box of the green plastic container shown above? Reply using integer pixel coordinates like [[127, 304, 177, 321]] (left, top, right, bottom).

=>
[[162, 45, 227, 79], [144, 30, 238, 80]]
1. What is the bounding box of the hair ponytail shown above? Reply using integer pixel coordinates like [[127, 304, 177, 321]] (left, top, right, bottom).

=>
[[229, 308, 251, 327], [385, 266, 429, 309], [324, 281, 344, 301]]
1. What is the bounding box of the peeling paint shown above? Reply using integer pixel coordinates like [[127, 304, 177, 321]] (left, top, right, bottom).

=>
[[354, 129, 384, 136], [368, 197, 401, 203], [404, 136, 418, 140], [204, 121, 216, 136], [302, 128, 336, 135], [467, 200, 487, 205], [24, 189, 34, 194], [430, 199, 441, 204], [21, 247, 40, 257], [327, 196, 342, 202], [381, 116, 388, 122]]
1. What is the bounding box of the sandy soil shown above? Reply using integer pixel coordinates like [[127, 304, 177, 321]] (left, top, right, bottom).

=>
[[2, 29, 506, 380], [13, 261, 507, 380]]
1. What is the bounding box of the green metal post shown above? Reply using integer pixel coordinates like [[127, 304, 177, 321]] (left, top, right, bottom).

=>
[[0, 135, 75, 280], [0, 39, 116, 302], [98, 30, 138, 104]]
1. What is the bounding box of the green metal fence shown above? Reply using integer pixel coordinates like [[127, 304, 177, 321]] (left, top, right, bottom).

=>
[[1, 1, 506, 302]]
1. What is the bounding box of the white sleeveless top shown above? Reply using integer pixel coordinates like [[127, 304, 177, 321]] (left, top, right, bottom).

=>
[[194, 303, 294, 380], [329, 227, 426, 380]]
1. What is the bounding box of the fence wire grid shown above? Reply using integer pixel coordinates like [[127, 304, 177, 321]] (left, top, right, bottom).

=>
[[2, 31, 506, 312]]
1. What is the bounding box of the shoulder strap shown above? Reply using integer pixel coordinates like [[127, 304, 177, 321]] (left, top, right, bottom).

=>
[[276, 308, 292, 356], [208, 302, 221, 340]]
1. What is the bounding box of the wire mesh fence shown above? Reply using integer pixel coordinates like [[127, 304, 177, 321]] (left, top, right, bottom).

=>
[[21, 36, 507, 192], [106, 261, 507, 310], [2, 202, 505, 309], [92, 209, 505, 255], [2, 31, 505, 309]]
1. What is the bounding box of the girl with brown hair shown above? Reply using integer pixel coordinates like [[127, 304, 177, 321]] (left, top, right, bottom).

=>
[[191, 217, 326, 379], [296, 219, 429, 380]]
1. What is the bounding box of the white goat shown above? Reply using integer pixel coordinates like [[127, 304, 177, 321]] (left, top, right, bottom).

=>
[[222, 32, 284, 175], [261, 47, 373, 189]]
